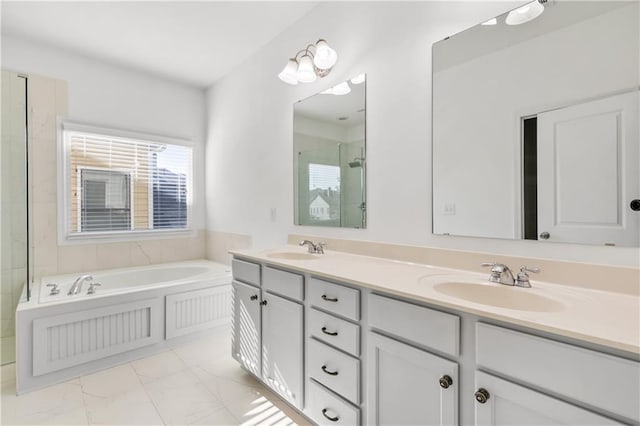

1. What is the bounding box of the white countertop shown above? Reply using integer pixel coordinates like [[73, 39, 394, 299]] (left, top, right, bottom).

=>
[[231, 245, 640, 356]]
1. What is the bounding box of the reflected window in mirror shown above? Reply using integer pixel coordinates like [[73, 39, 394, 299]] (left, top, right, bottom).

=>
[[294, 75, 366, 228], [432, 1, 639, 247]]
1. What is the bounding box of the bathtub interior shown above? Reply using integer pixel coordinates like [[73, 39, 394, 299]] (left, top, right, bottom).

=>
[[37, 260, 231, 304]]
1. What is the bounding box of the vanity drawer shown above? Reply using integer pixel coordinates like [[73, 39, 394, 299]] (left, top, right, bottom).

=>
[[308, 338, 360, 404], [231, 259, 260, 287], [309, 308, 360, 356], [476, 323, 640, 422], [262, 266, 303, 301], [309, 278, 360, 321], [368, 293, 460, 357], [307, 379, 360, 426]]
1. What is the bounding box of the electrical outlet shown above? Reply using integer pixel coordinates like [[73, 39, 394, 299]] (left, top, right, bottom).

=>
[[444, 203, 456, 216]]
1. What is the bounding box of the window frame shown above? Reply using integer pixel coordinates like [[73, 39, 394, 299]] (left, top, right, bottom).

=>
[[76, 166, 134, 232], [58, 120, 195, 245]]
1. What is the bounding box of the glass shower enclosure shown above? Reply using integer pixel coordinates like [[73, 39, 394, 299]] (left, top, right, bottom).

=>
[[1, 71, 30, 365]]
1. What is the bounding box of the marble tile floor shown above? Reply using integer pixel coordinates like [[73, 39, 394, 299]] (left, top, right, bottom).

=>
[[0, 329, 311, 426]]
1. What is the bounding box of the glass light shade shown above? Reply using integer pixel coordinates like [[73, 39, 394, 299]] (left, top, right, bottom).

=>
[[297, 54, 317, 83], [321, 81, 351, 96], [313, 39, 338, 70], [506, 1, 544, 25], [481, 18, 497, 26], [350, 73, 365, 85], [278, 59, 299, 85]]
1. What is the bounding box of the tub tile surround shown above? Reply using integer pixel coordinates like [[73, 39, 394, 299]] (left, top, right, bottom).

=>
[[28, 75, 206, 284], [233, 238, 640, 355], [1, 326, 308, 425], [206, 230, 252, 265]]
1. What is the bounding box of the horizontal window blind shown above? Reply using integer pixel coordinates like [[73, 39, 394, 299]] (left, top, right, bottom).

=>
[[64, 129, 192, 236]]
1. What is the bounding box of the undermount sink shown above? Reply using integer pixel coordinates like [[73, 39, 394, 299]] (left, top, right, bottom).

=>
[[266, 252, 319, 260], [433, 281, 564, 312]]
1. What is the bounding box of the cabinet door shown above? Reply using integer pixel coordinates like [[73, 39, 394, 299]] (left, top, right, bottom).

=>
[[367, 332, 458, 426], [474, 372, 621, 425], [262, 292, 304, 409], [231, 280, 261, 377]]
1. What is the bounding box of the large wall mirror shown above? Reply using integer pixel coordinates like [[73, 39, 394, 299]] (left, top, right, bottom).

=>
[[432, 1, 639, 247], [294, 75, 366, 228]]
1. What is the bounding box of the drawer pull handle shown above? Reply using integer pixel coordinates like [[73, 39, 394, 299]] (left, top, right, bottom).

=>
[[321, 327, 338, 336], [321, 365, 339, 376], [322, 408, 339, 422], [250, 295, 258, 301], [260, 300, 268, 306], [439, 375, 453, 389], [475, 388, 490, 404], [322, 294, 339, 302]]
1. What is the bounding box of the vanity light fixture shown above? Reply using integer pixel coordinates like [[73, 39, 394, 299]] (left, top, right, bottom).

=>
[[506, 0, 545, 25], [481, 18, 497, 26], [278, 39, 338, 85]]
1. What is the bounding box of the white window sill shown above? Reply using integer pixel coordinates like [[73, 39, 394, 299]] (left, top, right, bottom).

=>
[[59, 229, 197, 246]]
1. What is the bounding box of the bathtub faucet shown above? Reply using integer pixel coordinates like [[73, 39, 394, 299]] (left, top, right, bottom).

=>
[[68, 275, 93, 295]]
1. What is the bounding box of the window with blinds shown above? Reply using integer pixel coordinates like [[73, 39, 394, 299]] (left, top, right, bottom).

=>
[[61, 124, 192, 239], [307, 163, 340, 221]]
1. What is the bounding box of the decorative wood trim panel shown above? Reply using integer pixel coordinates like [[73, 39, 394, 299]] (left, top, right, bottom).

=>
[[165, 285, 232, 339], [33, 298, 162, 376]]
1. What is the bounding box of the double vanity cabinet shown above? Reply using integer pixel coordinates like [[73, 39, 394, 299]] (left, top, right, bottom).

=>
[[231, 254, 639, 425]]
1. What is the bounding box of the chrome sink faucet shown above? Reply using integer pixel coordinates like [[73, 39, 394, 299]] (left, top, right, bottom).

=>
[[481, 263, 515, 285], [299, 240, 326, 254], [68, 274, 93, 295], [481, 263, 540, 287]]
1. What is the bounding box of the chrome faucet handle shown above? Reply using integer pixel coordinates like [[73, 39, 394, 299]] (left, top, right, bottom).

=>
[[316, 242, 326, 254], [87, 282, 102, 295], [46, 283, 60, 295], [515, 266, 539, 288]]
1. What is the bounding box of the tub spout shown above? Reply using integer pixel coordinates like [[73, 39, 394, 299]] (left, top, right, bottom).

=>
[[68, 275, 93, 295]]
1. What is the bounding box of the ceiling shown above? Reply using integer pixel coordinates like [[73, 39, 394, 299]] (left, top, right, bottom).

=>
[[1, 1, 318, 88], [296, 77, 367, 128]]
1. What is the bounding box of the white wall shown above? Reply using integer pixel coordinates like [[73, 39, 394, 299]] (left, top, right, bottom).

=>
[[433, 4, 638, 240], [1, 35, 206, 231], [2, 36, 208, 280], [205, 1, 639, 267]]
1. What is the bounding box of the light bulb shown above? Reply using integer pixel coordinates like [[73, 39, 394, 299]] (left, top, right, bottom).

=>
[[321, 82, 351, 96], [506, 0, 544, 25], [313, 39, 338, 70], [297, 54, 317, 83], [481, 18, 497, 26], [350, 73, 366, 85], [278, 59, 299, 85]]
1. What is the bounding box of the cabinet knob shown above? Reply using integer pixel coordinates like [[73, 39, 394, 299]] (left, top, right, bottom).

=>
[[539, 232, 550, 240], [475, 388, 490, 404], [322, 408, 339, 422], [250, 295, 258, 301], [439, 375, 453, 389], [260, 300, 268, 306]]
